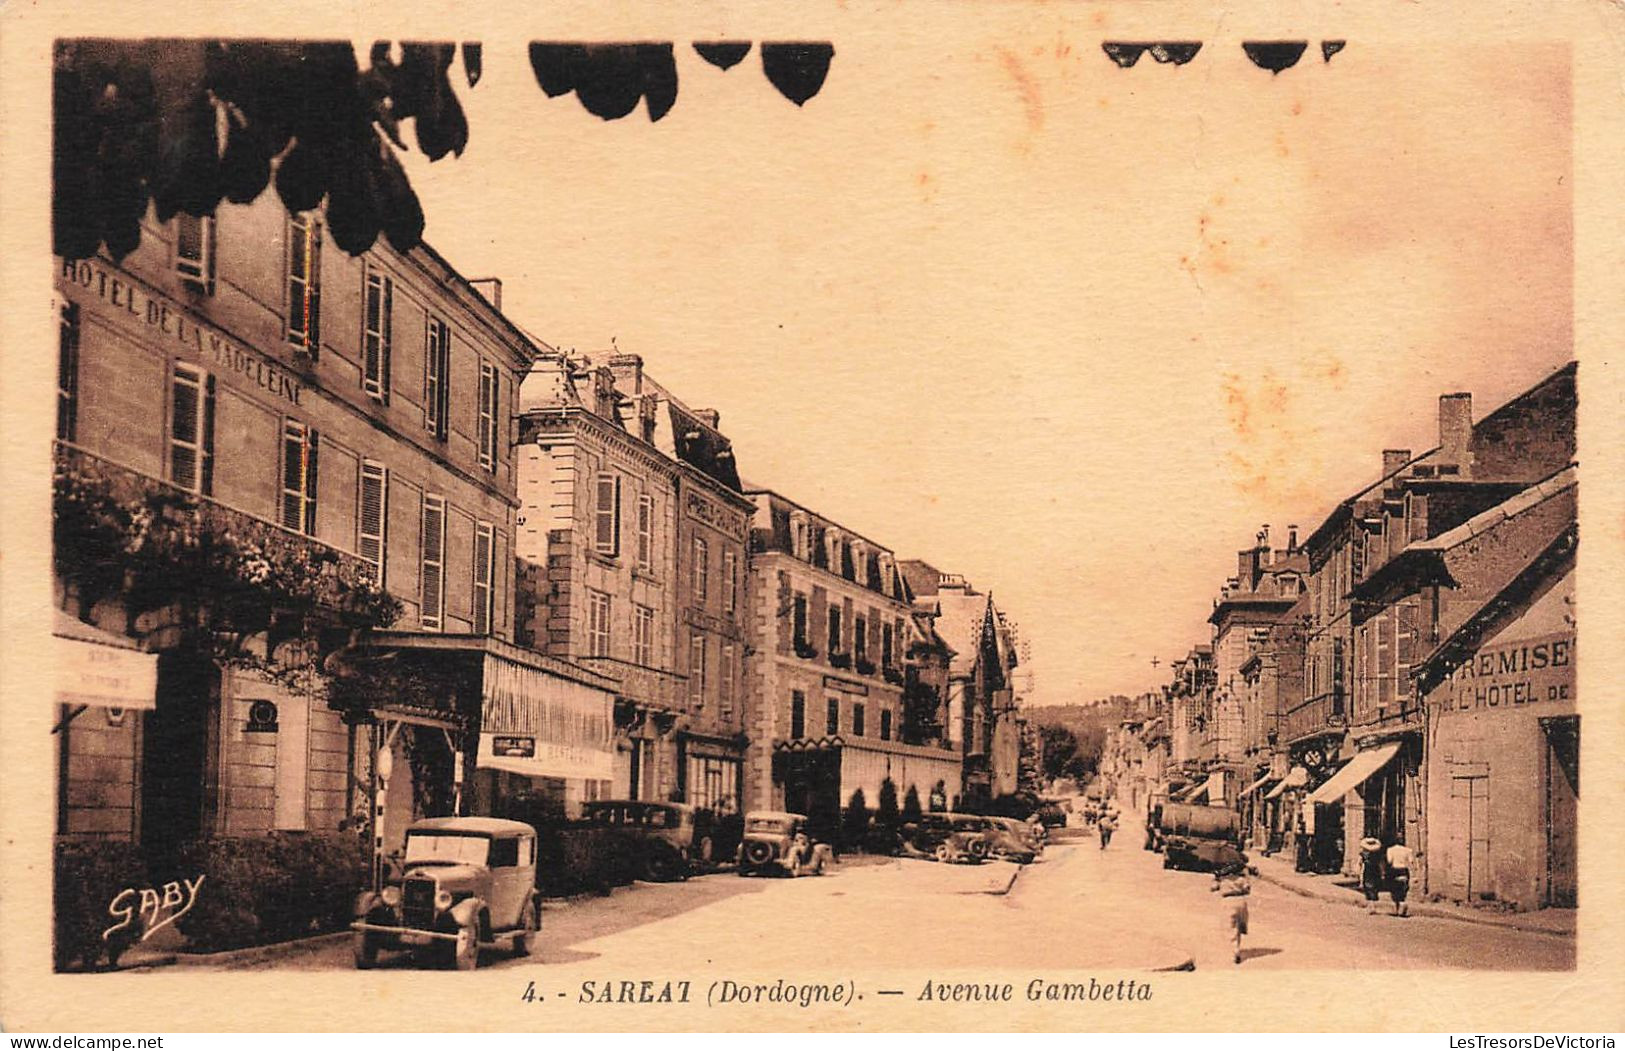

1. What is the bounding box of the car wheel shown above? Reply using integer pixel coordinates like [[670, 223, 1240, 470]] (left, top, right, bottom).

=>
[[970, 840, 990, 862], [451, 922, 479, 971], [698, 836, 714, 864], [512, 901, 538, 958], [353, 932, 379, 970], [643, 849, 683, 883], [1162, 854, 1175, 869], [933, 842, 953, 864]]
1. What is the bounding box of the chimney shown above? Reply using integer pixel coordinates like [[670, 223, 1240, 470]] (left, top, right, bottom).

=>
[[1237, 550, 1252, 586], [694, 409, 721, 429], [1382, 449, 1411, 477], [467, 277, 503, 311], [607, 353, 644, 394], [1287, 524, 1299, 553], [1439, 393, 1473, 464]]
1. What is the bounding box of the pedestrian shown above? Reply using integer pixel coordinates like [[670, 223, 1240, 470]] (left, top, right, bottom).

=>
[[1098, 809, 1117, 849], [929, 781, 947, 813], [1211, 861, 1252, 965], [1385, 839, 1417, 917], [1358, 836, 1385, 914]]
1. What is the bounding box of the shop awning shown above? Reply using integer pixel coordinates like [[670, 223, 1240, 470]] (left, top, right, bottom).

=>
[[1264, 766, 1308, 800], [1303, 742, 1402, 807], [1184, 772, 1221, 803], [477, 652, 615, 781], [1242, 771, 1277, 796], [53, 610, 157, 710]]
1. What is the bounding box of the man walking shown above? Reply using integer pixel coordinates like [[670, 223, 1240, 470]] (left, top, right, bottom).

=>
[[1098, 805, 1117, 849], [1385, 839, 1416, 917]]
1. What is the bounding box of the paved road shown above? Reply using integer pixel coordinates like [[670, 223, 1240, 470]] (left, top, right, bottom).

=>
[[216, 830, 1574, 973]]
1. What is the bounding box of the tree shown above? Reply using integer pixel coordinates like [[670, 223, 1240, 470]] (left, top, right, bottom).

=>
[[875, 778, 900, 831], [901, 785, 924, 825], [53, 39, 834, 263], [842, 788, 870, 853]]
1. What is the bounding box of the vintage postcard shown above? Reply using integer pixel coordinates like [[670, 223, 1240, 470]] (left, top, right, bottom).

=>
[[2, 0, 1623, 1034]]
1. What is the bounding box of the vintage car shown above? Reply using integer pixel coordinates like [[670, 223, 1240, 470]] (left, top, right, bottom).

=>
[[983, 817, 1041, 863], [580, 800, 704, 882], [901, 813, 991, 864], [735, 811, 833, 876], [352, 817, 540, 971], [1034, 801, 1069, 829]]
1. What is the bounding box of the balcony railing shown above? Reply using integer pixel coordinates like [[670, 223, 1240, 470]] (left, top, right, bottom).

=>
[[570, 655, 685, 711], [54, 441, 397, 632], [1281, 693, 1346, 745]]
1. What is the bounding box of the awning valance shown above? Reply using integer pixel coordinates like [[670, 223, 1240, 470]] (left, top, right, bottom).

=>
[[53, 611, 157, 710], [1264, 766, 1308, 800], [476, 652, 615, 782], [1303, 742, 1401, 807]]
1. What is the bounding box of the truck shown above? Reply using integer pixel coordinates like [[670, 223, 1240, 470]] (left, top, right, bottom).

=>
[[1158, 803, 1246, 872]]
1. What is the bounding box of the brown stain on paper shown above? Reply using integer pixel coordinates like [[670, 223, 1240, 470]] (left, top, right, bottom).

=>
[[996, 46, 1045, 135]]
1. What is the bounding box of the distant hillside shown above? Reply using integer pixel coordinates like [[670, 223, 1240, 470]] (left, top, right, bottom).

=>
[[1025, 696, 1142, 778]]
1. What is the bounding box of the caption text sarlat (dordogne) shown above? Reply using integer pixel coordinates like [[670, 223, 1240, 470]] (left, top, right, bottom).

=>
[[523, 977, 1154, 1008]]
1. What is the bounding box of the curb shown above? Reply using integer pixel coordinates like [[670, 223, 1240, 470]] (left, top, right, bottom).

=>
[[1250, 865, 1574, 938], [170, 930, 351, 968]]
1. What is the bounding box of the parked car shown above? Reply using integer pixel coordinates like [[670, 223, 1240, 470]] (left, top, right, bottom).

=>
[[351, 817, 539, 971], [577, 800, 741, 881], [1035, 801, 1069, 829], [736, 811, 833, 876], [980, 817, 1040, 864], [901, 812, 991, 864]]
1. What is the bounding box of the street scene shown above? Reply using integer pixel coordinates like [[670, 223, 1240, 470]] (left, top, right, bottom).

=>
[[214, 828, 1574, 975], [38, 33, 1580, 990]]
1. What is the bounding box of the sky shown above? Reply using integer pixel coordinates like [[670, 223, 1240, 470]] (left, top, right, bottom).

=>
[[391, 20, 1571, 708]]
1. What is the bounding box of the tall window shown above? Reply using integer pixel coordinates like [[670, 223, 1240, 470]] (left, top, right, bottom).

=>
[[693, 536, 710, 602], [723, 550, 738, 615], [690, 634, 707, 706], [362, 271, 393, 403], [720, 644, 735, 715], [478, 361, 499, 471], [588, 590, 612, 657], [854, 616, 868, 662], [473, 521, 495, 635], [826, 697, 840, 736], [633, 604, 655, 666], [882, 622, 894, 668], [57, 299, 79, 442], [853, 703, 866, 737], [424, 315, 450, 440], [286, 214, 321, 354], [792, 594, 809, 648], [790, 691, 806, 739], [280, 420, 319, 535], [594, 473, 622, 556], [169, 363, 215, 495], [880, 710, 892, 741], [175, 214, 215, 293], [828, 606, 843, 655], [420, 494, 446, 630], [357, 460, 388, 587], [636, 493, 655, 571]]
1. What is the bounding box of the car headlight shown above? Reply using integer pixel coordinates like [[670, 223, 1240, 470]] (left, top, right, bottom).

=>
[[435, 889, 453, 910], [381, 886, 401, 908]]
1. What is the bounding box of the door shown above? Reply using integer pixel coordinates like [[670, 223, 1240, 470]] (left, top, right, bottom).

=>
[[1545, 719, 1579, 907], [487, 834, 532, 929], [141, 653, 216, 860], [1448, 776, 1490, 901]]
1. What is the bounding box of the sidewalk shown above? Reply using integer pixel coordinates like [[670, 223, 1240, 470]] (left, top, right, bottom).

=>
[[1250, 852, 1576, 937]]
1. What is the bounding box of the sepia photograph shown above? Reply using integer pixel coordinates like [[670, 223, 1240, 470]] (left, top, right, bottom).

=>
[[2, 0, 1623, 1036]]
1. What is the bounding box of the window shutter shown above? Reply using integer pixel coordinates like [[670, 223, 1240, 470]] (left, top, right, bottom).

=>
[[595, 474, 620, 555], [56, 299, 80, 442], [381, 279, 392, 403], [280, 423, 302, 529], [437, 322, 450, 439], [358, 462, 388, 585], [478, 362, 496, 470], [421, 495, 446, 629], [473, 522, 494, 635], [303, 428, 320, 535], [201, 373, 216, 496]]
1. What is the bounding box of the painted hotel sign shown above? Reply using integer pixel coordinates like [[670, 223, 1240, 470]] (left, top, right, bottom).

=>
[[1438, 631, 1574, 715], [59, 258, 303, 406]]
